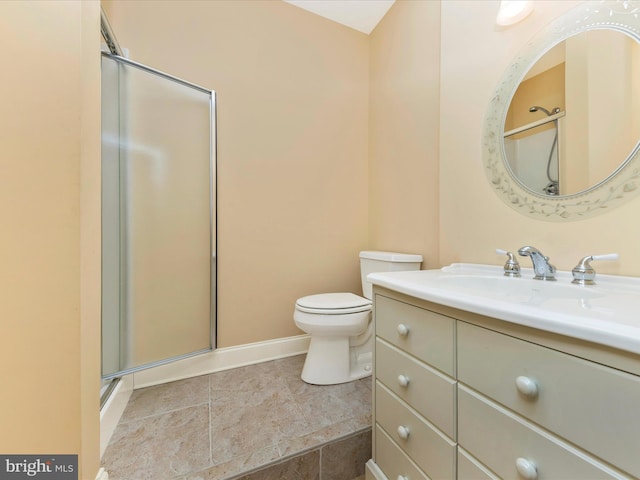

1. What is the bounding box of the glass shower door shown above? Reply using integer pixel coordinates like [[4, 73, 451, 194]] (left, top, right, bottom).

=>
[[101, 53, 216, 379]]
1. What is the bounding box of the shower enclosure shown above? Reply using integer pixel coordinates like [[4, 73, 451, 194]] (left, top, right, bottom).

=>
[[101, 52, 216, 380]]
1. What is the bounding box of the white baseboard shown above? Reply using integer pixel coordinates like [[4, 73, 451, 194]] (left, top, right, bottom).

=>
[[132, 334, 310, 389], [100, 374, 133, 458], [365, 459, 385, 480], [95, 467, 109, 480]]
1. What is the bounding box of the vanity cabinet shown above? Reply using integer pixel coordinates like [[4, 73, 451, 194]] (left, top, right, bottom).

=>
[[372, 294, 457, 479], [367, 287, 638, 480], [458, 321, 640, 478]]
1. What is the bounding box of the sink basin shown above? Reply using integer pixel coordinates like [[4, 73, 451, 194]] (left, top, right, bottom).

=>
[[436, 275, 604, 301], [368, 263, 640, 354]]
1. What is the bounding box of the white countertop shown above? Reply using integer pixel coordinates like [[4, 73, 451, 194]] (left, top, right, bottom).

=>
[[368, 263, 640, 355]]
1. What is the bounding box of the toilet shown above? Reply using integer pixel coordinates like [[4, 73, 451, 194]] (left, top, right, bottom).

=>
[[294, 251, 423, 385]]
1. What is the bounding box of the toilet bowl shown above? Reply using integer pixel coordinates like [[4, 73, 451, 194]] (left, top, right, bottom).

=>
[[294, 251, 422, 385], [295, 293, 373, 385]]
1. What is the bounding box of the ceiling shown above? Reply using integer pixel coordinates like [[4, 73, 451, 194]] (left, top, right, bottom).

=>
[[283, 0, 396, 34]]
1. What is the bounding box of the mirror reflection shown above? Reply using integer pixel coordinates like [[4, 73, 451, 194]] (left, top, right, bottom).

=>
[[503, 29, 640, 197]]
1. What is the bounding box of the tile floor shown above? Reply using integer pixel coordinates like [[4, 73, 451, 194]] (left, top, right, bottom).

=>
[[101, 355, 372, 480]]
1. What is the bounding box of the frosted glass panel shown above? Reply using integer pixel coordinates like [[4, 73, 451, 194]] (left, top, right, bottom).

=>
[[102, 55, 215, 378]]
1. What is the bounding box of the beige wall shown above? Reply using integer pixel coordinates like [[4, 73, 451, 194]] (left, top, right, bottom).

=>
[[103, 0, 370, 347], [6, 0, 640, 473], [368, 0, 441, 268], [371, 0, 640, 276], [439, 0, 640, 276], [103, 0, 640, 352], [0, 1, 101, 477]]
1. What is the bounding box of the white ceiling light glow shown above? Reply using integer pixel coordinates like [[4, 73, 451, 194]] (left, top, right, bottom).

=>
[[496, 0, 534, 26]]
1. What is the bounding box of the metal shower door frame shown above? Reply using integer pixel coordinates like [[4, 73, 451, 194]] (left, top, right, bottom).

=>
[[101, 51, 217, 380]]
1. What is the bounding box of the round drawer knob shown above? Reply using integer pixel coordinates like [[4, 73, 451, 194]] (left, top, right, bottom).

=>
[[516, 457, 538, 480], [397, 425, 410, 440], [397, 374, 410, 387], [396, 324, 410, 336], [515, 376, 538, 399]]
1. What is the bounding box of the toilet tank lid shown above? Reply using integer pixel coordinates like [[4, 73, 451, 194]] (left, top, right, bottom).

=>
[[359, 251, 423, 262]]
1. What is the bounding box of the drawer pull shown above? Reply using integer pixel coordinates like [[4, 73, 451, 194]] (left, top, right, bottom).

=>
[[515, 457, 538, 480], [397, 374, 410, 387], [397, 425, 410, 440], [396, 323, 410, 336], [515, 376, 538, 399]]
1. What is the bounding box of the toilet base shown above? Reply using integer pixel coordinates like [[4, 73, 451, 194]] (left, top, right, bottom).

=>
[[301, 335, 372, 385]]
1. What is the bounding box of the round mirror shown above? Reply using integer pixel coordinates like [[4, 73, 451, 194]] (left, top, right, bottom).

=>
[[483, 1, 640, 220]]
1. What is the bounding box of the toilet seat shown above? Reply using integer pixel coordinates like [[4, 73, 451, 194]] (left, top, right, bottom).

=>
[[294, 251, 422, 385], [295, 293, 372, 315]]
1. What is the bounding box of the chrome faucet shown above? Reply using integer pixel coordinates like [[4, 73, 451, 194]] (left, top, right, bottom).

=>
[[518, 246, 556, 281]]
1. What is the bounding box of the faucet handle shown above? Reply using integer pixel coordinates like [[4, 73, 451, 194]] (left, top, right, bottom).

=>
[[571, 253, 619, 285], [496, 249, 521, 277]]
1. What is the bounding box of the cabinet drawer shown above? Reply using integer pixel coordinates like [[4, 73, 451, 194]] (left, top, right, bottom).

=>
[[458, 385, 627, 480], [375, 294, 455, 376], [376, 381, 455, 480], [457, 447, 499, 480], [458, 321, 640, 478], [375, 425, 429, 480], [376, 338, 456, 438]]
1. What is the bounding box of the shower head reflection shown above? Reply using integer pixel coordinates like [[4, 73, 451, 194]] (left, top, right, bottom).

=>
[[529, 105, 561, 116]]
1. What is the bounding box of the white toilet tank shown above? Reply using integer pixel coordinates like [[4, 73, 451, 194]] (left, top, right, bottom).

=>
[[359, 251, 422, 300]]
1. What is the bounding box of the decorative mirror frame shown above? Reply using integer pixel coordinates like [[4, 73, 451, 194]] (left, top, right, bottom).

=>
[[483, 0, 640, 221]]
